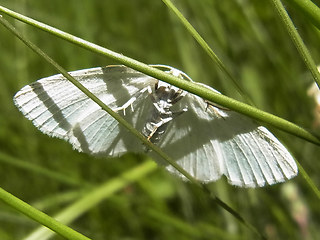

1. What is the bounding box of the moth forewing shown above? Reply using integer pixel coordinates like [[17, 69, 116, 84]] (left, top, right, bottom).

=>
[[13, 66, 154, 156]]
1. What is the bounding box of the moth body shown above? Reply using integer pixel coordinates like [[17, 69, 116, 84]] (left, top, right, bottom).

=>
[[142, 81, 187, 144]]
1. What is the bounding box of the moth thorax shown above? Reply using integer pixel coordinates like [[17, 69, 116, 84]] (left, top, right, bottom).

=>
[[142, 82, 186, 145]]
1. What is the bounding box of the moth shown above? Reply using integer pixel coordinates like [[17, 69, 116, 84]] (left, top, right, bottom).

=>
[[13, 65, 298, 187]]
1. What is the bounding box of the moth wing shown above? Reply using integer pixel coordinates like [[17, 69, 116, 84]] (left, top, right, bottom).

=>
[[13, 66, 155, 156], [156, 85, 298, 187], [150, 90, 226, 183]]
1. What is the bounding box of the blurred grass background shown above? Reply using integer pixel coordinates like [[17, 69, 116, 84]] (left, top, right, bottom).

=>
[[0, 0, 320, 239]]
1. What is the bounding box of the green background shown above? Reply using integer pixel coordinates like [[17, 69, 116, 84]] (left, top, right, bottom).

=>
[[0, 0, 320, 239]]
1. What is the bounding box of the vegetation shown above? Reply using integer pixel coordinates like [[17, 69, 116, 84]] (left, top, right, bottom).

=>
[[0, 0, 319, 239]]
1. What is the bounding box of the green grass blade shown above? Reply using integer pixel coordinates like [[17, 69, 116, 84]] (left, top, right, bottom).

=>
[[162, 0, 252, 103], [0, 187, 92, 240], [23, 160, 158, 240], [288, 0, 320, 31], [271, 0, 320, 88]]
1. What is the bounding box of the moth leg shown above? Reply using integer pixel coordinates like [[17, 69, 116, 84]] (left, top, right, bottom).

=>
[[147, 85, 154, 94], [204, 100, 229, 118], [204, 100, 229, 111], [152, 102, 166, 114], [112, 96, 137, 115], [112, 87, 150, 115], [147, 116, 173, 140], [146, 108, 187, 141]]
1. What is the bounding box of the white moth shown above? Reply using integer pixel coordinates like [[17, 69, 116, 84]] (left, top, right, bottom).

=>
[[13, 65, 298, 187]]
